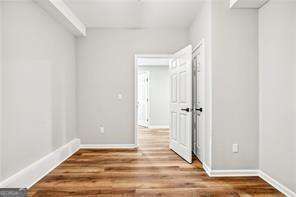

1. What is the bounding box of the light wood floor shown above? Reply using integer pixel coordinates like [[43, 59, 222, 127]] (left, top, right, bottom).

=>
[[28, 128, 283, 196]]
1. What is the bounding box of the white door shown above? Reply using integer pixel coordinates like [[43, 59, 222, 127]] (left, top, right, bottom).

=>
[[138, 71, 149, 127], [192, 41, 205, 162], [169, 45, 193, 163]]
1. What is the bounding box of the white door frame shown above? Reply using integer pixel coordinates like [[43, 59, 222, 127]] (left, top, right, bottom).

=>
[[193, 39, 206, 163], [134, 54, 173, 147]]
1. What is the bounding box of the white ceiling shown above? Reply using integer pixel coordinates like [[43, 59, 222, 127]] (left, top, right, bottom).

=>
[[64, 0, 203, 29]]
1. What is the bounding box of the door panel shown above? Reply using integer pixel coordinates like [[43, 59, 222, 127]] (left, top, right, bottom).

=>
[[171, 74, 178, 102], [169, 45, 193, 163], [171, 112, 177, 140], [179, 113, 187, 146], [179, 71, 187, 103]]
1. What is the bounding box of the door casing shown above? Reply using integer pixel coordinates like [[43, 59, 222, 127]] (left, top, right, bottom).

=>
[[192, 39, 206, 163]]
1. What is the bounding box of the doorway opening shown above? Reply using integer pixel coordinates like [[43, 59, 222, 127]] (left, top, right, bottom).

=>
[[135, 54, 172, 145], [134, 42, 205, 165]]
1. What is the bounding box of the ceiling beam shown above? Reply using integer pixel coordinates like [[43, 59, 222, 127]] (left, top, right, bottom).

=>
[[34, 0, 86, 37], [230, 0, 269, 9]]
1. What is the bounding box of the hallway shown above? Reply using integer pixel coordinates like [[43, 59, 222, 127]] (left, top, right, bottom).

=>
[[28, 128, 282, 196]]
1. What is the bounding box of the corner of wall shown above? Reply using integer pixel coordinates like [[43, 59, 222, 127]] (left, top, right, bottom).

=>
[[188, 0, 214, 170], [74, 35, 79, 140]]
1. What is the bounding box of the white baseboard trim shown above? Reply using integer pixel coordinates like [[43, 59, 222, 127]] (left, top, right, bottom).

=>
[[0, 138, 80, 189], [203, 166, 258, 177], [202, 163, 212, 176], [202, 165, 295, 196], [148, 125, 169, 129], [80, 144, 137, 149], [258, 170, 296, 197], [209, 169, 259, 177]]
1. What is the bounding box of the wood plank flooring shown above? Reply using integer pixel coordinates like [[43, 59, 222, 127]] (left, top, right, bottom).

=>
[[28, 128, 283, 196]]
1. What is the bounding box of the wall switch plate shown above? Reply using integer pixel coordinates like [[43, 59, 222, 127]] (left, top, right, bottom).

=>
[[232, 144, 239, 153], [100, 126, 104, 134], [117, 94, 123, 100]]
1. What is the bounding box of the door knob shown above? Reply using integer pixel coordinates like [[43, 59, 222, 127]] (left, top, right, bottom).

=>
[[181, 108, 191, 112], [195, 108, 203, 112]]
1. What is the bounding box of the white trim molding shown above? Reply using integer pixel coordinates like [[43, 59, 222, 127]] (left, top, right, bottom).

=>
[[202, 164, 212, 176], [80, 144, 137, 149], [203, 166, 296, 196], [258, 170, 296, 197], [207, 169, 259, 177], [148, 125, 169, 129], [203, 165, 258, 177], [0, 138, 80, 189]]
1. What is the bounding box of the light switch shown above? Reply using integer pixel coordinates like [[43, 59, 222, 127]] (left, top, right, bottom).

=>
[[117, 94, 123, 100], [232, 144, 239, 153], [100, 126, 104, 134]]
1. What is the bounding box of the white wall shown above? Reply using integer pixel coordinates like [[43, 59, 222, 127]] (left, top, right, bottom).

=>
[[190, 0, 295, 194], [190, 0, 259, 170], [138, 66, 169, 127], [2, 1, 76, 180], [77, 28, 189, 145], [210, 0, 259, 170], [259, 0, 296, 193], [189, 1, 213, 168]]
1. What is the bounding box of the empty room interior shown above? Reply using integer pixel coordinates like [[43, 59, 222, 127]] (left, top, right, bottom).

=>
[[0, 0, 295, 196]]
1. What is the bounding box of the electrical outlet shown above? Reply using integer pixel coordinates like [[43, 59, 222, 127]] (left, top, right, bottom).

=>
[[232, 144, 239, 153], [100, 126, 104, 134]]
